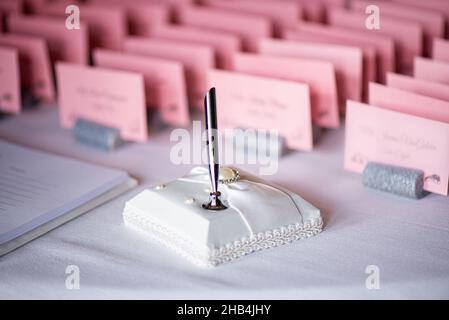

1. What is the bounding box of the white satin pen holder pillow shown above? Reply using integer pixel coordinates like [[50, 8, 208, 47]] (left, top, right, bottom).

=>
[[123, 166, 323, 267]]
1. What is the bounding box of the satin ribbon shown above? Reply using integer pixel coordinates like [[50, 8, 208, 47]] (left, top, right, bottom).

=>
[[179, 167, 304, 235]]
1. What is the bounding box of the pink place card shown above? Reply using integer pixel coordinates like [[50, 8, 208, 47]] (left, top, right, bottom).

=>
[[203, 0, 301, 36], [90, 0, 169, 36], [368, 82, 449, 124], [8, 14, 89, 65], [393, 0, 449, 35], [56, 63, 148, 142], [414, 57, 449, 85], [232, 52, 339, 128], [286, 22, 395, 83], [152, 24, 241, 69], [208, 69, 313, 151], [283, 29, 375, 102], [350, 0, 444, 57], [123, 37, 215, 109], [93, 49, 189, 128], [0, 34, 54, 103], [36, 3, 126, 50], [295, 0, 324, 22], [177, 5, 272, 52], [0, 47, 20, 114], [345, 101, 449, 195], [386, 72, 449, 103], [25, 0, 71, 13], [0, 0, 22, 15], [433, 38, 449, 63], [328, 7, 423, 74], [259, 38, 363, 111]]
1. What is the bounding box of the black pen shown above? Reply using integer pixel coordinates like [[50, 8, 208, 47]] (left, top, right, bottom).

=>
[[202, 87, 227, 211]]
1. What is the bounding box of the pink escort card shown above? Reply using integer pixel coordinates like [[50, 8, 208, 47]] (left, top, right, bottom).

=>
[[152, 24, 241, 69], [285, 22, 395, 84], [93, 49, 189, 128], [328, 8, 423, 74], [259, 38, 363, 110], [345, 101, 449, 195], [56, 63, 148, 142], [208, 69, 313, 151], [283, 29, 375, 101], [8, 14, 89, 65], [176, 5, 272, 52], [37, 4, 126, 50], [123, 37, 215, 109], [0, 47, 20, 114], [0, 34, 54, 103], [386, 73, 449, 103], [91, 0, 169, 36], [232, 52, 339, 128], [295, 0, 324, 22], [204, 0, 301, 36], [414, 57, 449, 86], [0, 0, 22, 17], [368, 83, 449, 124], [350, 0, 444, 56], [393, 0, 449, 34], [433, 39, 449, 63]]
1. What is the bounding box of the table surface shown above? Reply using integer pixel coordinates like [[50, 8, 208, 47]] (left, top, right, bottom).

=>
[[0, 107, 448, 299]]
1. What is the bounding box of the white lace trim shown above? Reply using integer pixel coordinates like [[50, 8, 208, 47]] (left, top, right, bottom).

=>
[[123, 207, 323, 267]]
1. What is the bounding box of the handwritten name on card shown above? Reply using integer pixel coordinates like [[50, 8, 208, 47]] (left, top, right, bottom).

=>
[[208, 69, 313, 151], [56, 63, 148, 142], [232, 52, 339, 128], [345, 101, 449, 195]]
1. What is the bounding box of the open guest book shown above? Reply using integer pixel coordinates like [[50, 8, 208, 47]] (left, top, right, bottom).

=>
[[0, 140, 136, 256]]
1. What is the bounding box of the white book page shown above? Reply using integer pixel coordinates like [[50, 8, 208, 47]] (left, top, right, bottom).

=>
[[0, 140, 129, 244]]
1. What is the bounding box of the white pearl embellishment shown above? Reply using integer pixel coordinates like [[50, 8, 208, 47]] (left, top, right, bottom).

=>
[[219, 167, 240, 184]]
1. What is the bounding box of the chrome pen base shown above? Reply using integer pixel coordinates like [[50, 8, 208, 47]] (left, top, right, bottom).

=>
[[202, 191, 227, 210]]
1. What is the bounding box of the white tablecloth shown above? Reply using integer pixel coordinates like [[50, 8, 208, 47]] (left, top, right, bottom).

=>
[[0, 107, 448, 299]]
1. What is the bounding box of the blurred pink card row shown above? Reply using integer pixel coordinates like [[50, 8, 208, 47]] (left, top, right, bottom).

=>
[[328, 7, 422, 74], [282, 24, 376, 101], [7, 14, 89, 65], [258, 38, 363, 112], [35, 3, 126, 50], [176, 5, 272, 52], [123, 37, 215, 109], [90, 0, 169, 36], [151, 24, 241, 69], [350, 0, 444, 57], [202, 0, 301, 36]]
